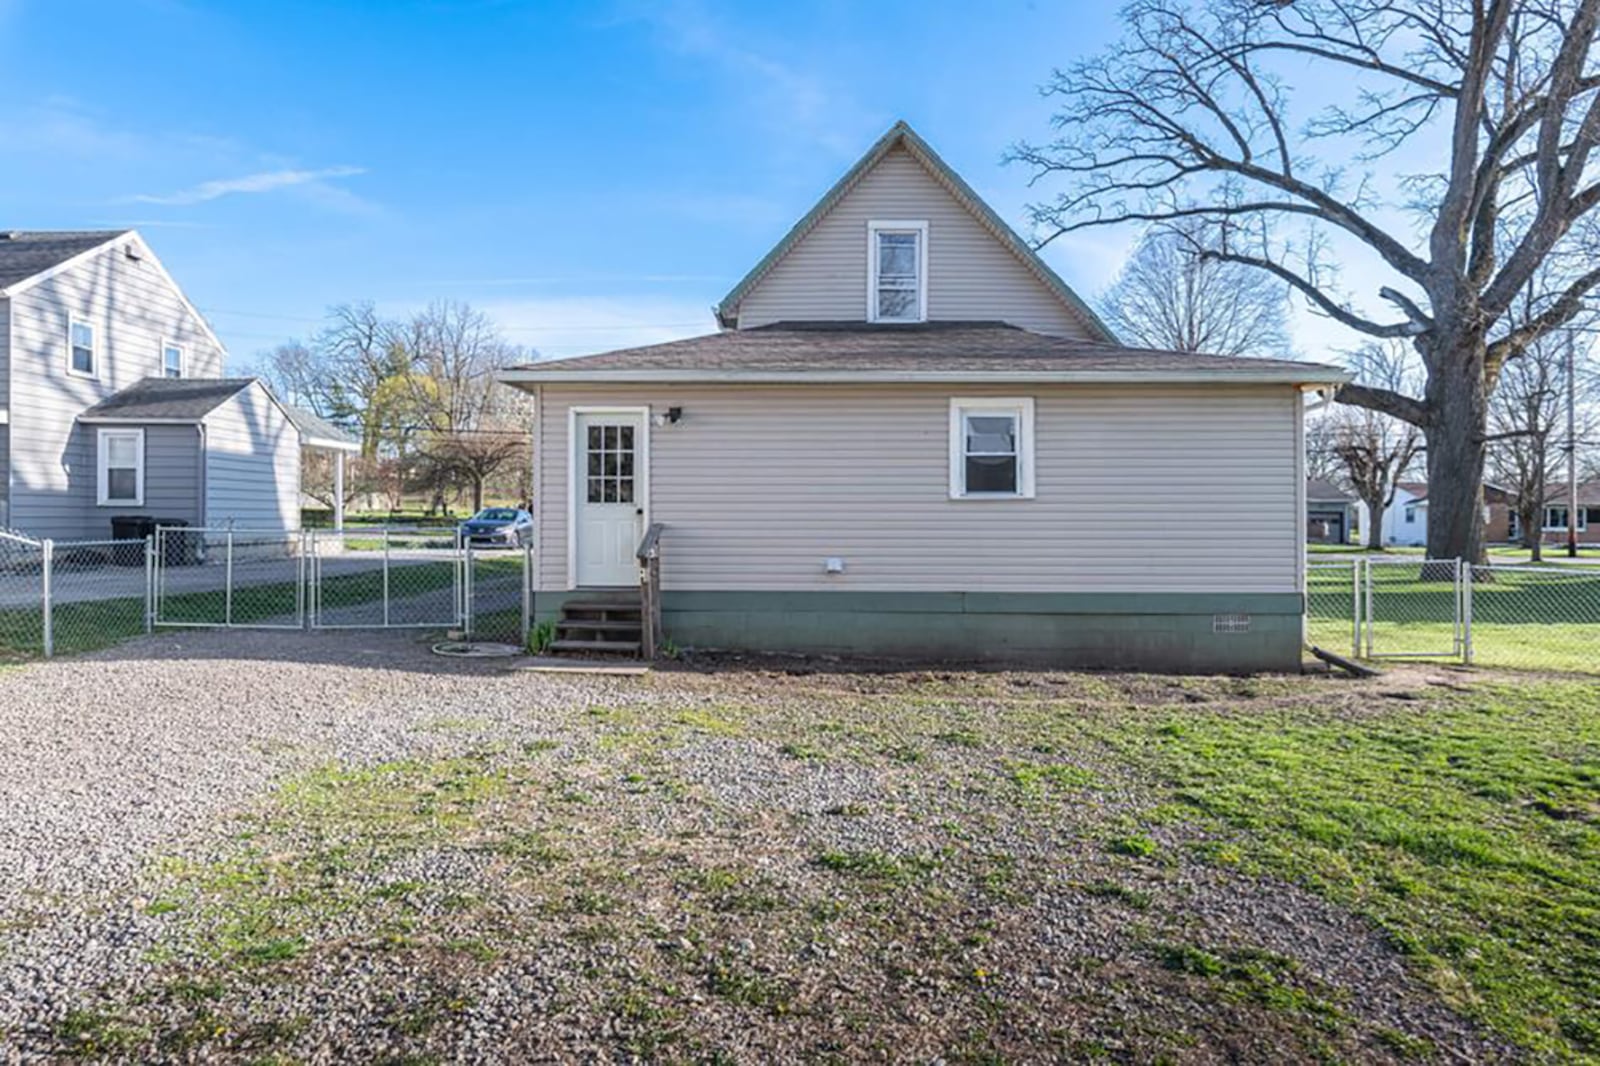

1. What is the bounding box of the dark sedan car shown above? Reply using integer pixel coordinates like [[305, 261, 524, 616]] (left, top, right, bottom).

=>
[[459, 507, 534, 548]]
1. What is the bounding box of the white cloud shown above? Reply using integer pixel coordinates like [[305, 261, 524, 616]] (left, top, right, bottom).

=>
[[130, 165, 367, 207]]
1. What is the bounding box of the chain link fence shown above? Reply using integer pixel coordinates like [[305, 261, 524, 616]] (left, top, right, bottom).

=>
[[308, 528, 464, 629], [1307, 556, 1600, 674], [0, 525, 532, 663], [1466, 564, 1600, 673], [154, 527, 304, 629], [1, 532, 150, 661]]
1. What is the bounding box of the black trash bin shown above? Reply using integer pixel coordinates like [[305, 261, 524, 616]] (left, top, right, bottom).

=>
[[109, 516, 156, 566], [154, 519, 200, 566]]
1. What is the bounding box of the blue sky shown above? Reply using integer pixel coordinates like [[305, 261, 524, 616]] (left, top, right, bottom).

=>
[[0, 0, 1143, 366]]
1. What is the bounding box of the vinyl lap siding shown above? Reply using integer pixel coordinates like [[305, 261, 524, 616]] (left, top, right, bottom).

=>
[[6, 241, 225, 538], [736, 146, 1096, 338], [203, 384, 299, 531], [0, 297, 10, 529], [537, 384, 1300, 594]]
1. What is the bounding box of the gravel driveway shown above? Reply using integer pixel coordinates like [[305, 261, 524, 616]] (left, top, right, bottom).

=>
[[0, 631, 1510, 1063]]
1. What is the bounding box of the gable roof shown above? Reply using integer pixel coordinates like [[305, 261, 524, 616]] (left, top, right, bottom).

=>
[[78, 377, 256, 422], [0, 230, 128, 291], [0, 229, 227, 355], [285, 404, 361, 452], [501, 321, 1348, 386], [1306, 478, 1354, 502], [714, 122, 1115, 342]]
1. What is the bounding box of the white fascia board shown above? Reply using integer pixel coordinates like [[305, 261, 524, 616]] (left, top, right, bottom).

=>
[[500, 367, 1354, 387], [77, 415, 204, 425], [302, 436, 363, 453]]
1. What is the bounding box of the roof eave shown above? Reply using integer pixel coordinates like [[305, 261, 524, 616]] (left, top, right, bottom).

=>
[[500, 367, 1352, 387]]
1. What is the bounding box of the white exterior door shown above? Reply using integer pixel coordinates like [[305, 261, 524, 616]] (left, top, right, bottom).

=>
[[573, 411, 645, 587]]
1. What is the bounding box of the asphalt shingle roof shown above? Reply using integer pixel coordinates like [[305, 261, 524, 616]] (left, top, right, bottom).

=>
[[507, 322, 1345, 381], [285, 405, 360, 449], [0, 230, 127, 290], [1306, 478, 1354, 502], [79, 378, 255, 421]]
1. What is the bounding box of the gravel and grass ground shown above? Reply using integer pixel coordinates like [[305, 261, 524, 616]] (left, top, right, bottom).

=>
[[0, 631, 1595, 1062]]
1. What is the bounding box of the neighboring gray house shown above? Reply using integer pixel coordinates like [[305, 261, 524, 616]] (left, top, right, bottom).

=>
[[502, 122, 1349, 672], [0, 230, 357, 538], [1305, 478, 1356, 544]]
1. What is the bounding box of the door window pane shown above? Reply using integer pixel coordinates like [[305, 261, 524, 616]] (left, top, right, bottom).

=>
[[583, 420, 637, 507]]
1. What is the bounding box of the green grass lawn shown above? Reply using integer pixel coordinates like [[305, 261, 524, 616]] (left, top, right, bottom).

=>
[[1308, 564, 1600, 673], [1093, 677, 1600, 1059], [1308, 543, 1598, 562]]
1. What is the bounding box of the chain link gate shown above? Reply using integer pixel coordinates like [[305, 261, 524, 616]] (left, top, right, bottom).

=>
[[153, 527, 305, 629], [151, 525, 529, 646], [1360, 557, 1466, 660]]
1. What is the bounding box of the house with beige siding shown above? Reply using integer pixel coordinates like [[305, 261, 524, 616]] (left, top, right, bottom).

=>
[[502, 122, 1348, 671], [0, 230, 357, 540]]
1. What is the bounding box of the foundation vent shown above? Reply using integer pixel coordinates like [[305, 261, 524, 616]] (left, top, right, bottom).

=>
[[1212, 613, 1252, 634]]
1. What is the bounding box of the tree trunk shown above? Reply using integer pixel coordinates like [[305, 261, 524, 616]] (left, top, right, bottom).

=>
[[1363, 497, 1385, 549], [1422, 344, 1489, 569], [471, 474, 485, 514]]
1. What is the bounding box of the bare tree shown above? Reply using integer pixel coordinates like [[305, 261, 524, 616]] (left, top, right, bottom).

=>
[[1490, 331, 1598, 557], [1100, 219, 1294, 357], [422, 429, 530, 513], [1013, 0, 1600, 563], [1323, 344, 1425, 548]]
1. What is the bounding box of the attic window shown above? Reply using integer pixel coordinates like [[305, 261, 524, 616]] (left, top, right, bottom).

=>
[[868, 220, 927, 323]]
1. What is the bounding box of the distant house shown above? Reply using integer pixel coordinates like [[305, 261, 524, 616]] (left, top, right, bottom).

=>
[[1366, 481, 1430, 546], [501, 122, 1348, 672], [1305, 479, 1355, 544], [0, 230, 357, 538], [1504, 480, 1600, 546]]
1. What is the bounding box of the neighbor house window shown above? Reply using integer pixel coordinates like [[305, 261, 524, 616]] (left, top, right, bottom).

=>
[[949, 398, 1034, 499], [1404, 506, 1416, 524], [69, 318, 96, 377], [96, 428, 144, 506], [162, 342, 184, 379], [868, 220, 927, 323], [1544, 505, 1588, 532]]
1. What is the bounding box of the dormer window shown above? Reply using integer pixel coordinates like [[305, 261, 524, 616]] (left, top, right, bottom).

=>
[[868, 220, 927, 323]]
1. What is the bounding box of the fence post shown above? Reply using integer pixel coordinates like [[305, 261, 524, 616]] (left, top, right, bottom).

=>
[[40, 538, 53, 657], [1461, 558, 1475, 665], [297, 529, 308, 630], [382, 528, 391, 627], [520, 542, 533, 649], [224, 528, 234, 626], [144, 534, 154, 634], [463, 540, 475, 639], [1363, 557, 1374, 657], [1350, 560, 1360, 657]]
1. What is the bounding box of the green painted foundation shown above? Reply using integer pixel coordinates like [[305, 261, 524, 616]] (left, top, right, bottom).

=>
[[536, 590, 1305, 673]]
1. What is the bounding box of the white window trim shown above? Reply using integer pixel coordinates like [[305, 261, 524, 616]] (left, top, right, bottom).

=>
[[1544, 505, 1588, 532], [67, 316, 97, 379], [948, 397, 1035, 500], [161, 338, 185, 379], [867, 219, 929, 323], [96, 427, 145, 507]]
